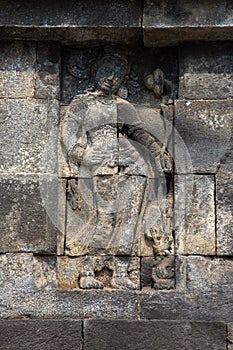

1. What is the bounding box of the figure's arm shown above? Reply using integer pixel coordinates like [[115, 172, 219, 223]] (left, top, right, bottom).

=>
[[117, 100, 163, 165], [61, 97, 87, 166], [118, 100, 173, 174]]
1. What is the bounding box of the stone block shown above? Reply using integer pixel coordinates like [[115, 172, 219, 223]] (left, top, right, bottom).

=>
[[0, 320, 82, 350], [0, 99, 59, 173], [175, 100, 233, 173], [228, 324, 233, 350], [35, 42, 61, 99], [184, 256, 233, 294], [84, 319, 226, 350], [179, 42, 233, 100], [0, 174, 65, 253], [141, 291, 233, 322], [0, 0, 142, 45], [175, 175, 215, 255], [143, 0, 233, 46], [0, 41, 36, 98], [217, 172, 233, 255], [0, 253, 56, 292], [0, 289, 139, 320]]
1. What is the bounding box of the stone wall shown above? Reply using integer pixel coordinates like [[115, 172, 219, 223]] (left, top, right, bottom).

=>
[[0, 1, 233, 349]]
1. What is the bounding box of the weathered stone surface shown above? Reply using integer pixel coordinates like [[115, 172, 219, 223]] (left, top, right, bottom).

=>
[[57, 256, 82, 290], [57, 256, 140, 290], [179, 42, 233, 100], [178, 256, 233, 294], [0, 253, 139, 319], [143, 0, 233, 46], [175, 100, 233, 173], [0, 320, 82, 350], [0, 290, 128, 319], [141, 256, 175, 291], [141, 291, 233, 322], [0, 288, 139, 319], [0, 41, 36, 98], [175, 175, 215, 255], [0, 99, 59, 173], [35, 42, 61, 99], [0, 0, 142, 45], [228, 324, 233, 350], [84, 319, 226, 350], [0, 174, 65, 253], [216, 172, 233, 255], [0, 253, 57, 292]]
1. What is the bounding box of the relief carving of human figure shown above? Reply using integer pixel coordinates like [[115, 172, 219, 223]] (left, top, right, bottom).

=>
[[61, 46, 172, 290]]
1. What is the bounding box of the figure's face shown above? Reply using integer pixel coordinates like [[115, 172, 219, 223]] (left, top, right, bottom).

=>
[[96, 56, 128, 94], [144, 73, 155, 91]]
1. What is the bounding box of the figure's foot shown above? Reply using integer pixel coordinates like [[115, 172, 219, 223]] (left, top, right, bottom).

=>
[[111, 275, 138, 290], [79, 276, 103, 289]]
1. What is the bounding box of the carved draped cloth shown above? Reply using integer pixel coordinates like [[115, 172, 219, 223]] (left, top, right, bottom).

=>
[[62, 93, 166, 256]]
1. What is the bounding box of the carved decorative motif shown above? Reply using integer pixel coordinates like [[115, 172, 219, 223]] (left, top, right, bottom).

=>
[[60, 46, 175, 290]]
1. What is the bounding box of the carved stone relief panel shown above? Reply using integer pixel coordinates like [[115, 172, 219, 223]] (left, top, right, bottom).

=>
[[59, 45, 177, 291]]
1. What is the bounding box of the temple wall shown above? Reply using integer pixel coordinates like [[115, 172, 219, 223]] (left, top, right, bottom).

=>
[[0, 1, 233, 349]]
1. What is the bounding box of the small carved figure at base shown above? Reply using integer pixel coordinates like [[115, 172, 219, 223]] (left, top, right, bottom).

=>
[[152, 255, 175, 290]]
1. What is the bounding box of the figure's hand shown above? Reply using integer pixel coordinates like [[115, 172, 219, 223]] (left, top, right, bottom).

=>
[[79, 148, 104, 167], [82, 147, 118, 168], [145, 226, 171, 255], [68, 145, 84, 165]]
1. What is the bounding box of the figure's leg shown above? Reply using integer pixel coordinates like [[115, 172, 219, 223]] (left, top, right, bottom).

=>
[[109, 175, 146, 255], [91, 175, 117, 253], [111, 257, 137, 290], [79, 256, 103, 289]]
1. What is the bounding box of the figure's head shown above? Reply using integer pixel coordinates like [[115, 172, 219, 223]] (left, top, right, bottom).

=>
[[95, 47, 129, 94]]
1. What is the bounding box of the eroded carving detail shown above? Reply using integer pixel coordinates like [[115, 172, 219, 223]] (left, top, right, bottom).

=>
[[144, 68, 174, 105], [144, 67, 175, 290], [60, 46, 174, 290], [152, 255, 175, 290]]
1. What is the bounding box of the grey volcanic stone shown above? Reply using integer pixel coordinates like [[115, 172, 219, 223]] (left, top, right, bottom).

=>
[[216, 171, 233, 255], [0, 0, 142, 45], [228, 324, 233, 350], [141, 291, 233, 322], [179, 43, 233, 100], [0, 42, 36, 98], [0, 288, 140, 320], [0, 174, 65, 253], [175, 175, 215, 255], [178, 256, 233, 294], [0, 320, 82, 350], [175, 100, 233, 173], [84, 319, 226, 350], [143, 0, 233, 46], [0, 253, 139, 319], [0, 254, 57, 303], [0, 99, 59, 173]]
